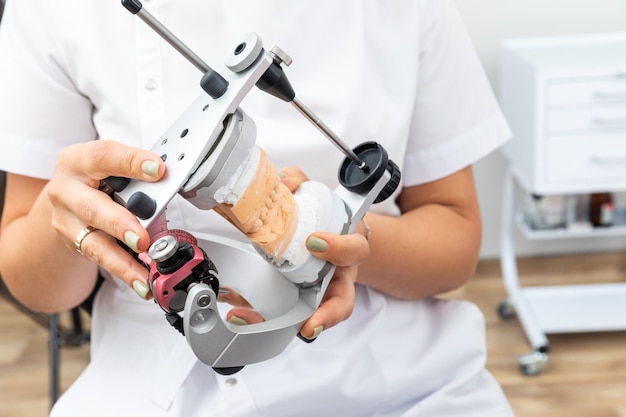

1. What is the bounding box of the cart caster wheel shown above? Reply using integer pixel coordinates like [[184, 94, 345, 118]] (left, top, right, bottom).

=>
[[497, 297, 516, 320], [518, 349, 549, 377]]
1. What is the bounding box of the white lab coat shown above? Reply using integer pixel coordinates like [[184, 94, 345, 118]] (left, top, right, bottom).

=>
[[0, 0, 514, 415]]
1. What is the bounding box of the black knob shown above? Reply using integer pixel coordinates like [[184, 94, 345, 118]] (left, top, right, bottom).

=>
[[338, 142, 387, 195], [127, 191, 157, 220], [374, 159, 401, 204], [338, 142, 401, 204]]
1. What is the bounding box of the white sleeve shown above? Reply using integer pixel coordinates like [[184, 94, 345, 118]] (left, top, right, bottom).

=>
[[403, 0, 511, 185], [0, 0, 96, 179]]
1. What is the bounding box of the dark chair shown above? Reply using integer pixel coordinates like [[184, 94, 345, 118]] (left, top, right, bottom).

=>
[[49, 295, 94, 405]]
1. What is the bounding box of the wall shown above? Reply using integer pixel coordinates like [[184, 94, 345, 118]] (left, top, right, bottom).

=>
[[454, 0, 626, 258]]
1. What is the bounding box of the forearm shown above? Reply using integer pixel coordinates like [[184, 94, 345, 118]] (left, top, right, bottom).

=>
[[357, 204, 482, 300], [0, 144, 168, 313], [0, 185, 98, 313]]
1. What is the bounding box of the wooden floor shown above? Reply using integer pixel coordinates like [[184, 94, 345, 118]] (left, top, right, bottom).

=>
[[2, 252, 626, 416]]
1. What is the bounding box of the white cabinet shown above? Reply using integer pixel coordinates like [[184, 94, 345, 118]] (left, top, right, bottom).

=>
[[500, 32, 626, 194], [498, 33, 626, 376]]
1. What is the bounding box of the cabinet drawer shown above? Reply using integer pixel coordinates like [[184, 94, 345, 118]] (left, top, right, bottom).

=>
[[547, 76, 626, 107], [547, 106, 626, 133], [546, 134, 626, 185]]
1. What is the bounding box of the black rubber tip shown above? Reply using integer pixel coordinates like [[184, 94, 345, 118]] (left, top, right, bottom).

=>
[[200, 71, 229, 99], [100, 176, 131, 194], [121, 0, 142, 14], [127, 191, 156, 220], [213, 366, 245, 375]]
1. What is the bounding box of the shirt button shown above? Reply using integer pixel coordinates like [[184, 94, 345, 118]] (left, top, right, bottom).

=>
[[145, 78, 159, 91], [224, 378, 238, 387]]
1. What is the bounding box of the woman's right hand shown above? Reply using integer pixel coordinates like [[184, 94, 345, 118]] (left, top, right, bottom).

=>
[[46, 140, 166, 298]]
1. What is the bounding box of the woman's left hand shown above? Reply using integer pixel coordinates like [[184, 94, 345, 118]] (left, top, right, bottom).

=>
[[298, 230, 370, 340], [219, 166, 370, 341]]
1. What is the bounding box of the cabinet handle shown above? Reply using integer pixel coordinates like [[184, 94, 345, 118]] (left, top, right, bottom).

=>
[[591, 155, 626, 166], [593, 91, 626, 101], [591, 117, 626, 126]]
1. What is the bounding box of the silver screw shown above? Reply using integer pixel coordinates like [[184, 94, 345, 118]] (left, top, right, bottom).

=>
[[269, 45, 292, 66], [148, 235, 178, 262], [154, 239, 169, 252], [197, 294, 211, 307]]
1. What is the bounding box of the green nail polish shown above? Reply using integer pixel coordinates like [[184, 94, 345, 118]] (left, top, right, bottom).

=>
[[124, 230, 140, 253], [228, 316, 248, 326], [306, 236, 328, 252], [311, 325, 324, 339], [303, 325, 324, 341], [142, 160, 160, 177], [132, 280, 150, 300]]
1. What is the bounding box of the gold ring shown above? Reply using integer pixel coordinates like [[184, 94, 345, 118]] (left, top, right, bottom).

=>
[[74, 225, 97, 255]]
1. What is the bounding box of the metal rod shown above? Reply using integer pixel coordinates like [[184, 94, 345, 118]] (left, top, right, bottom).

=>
[[291, 98, 365, 169], [136, 8, 211, 74], [49, 313, 60, 407]]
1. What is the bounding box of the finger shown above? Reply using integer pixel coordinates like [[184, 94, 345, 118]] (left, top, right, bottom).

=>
[[73, 227, 152, 299], [279, 166, 309, 192], [226, 307, 264, 325], [49, 183, 151, 253], [305, 231, 370, 267], [217, 286, 253, 308], [57, 140, 165, 183], [299, 267, 356, 340]]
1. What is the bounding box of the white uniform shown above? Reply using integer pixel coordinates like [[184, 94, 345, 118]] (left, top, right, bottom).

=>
[[0, 0, 513, 416]]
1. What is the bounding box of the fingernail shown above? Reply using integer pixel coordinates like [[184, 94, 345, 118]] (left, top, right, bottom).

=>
[[304, 325, 324, 341], [124, 230, 140, 253], [217, 288, 231, 302], [228, 316, 248, 326], [278, 171, 287, 179], [306, 236, 328, 252], [142, 160, 160, 178], [132, 280, 150, 300]]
